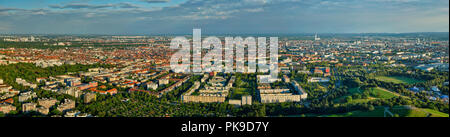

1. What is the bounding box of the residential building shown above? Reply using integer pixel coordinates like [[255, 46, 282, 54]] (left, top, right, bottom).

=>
[[36, 107, 49, 115], [57, 99, 75, 113], [22, 102, 37, 112], [0, 103, 16, 114], [37, 98, 58, 108], [83, 93, 97, 104], [18, 92, 37, 102]]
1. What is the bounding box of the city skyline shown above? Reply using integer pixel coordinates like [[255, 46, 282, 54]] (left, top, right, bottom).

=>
[[0, 0, 448, 35]]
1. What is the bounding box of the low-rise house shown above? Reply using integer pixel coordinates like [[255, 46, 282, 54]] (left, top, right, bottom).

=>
[[308, 77, 330, 83], [431, 86, 440, 92], [76, 113, 92, 117], [64, 110, 80, 117], [36, 77, 47, 83], [0, 98, 14, 104], [409, 86, 421, 93]]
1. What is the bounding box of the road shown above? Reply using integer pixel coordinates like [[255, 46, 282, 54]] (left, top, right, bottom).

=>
[[384, 107, 394, 117]]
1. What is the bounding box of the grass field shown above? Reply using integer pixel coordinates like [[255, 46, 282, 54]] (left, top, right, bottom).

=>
[[229, 88, 251, 99], [334, 87, 398, 104], [348, 87, 360, 94], [333, 88, 359, 103], [390, 106, 449, 117], [367, 87, 397, 99], [323, 106, 449, 117], [374, 76, 424, 84], [322, 107, 386, 117], [422, 109, 449, 117]]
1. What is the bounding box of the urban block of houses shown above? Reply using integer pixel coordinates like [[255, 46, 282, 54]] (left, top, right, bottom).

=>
[[35, 59, 63, 68], [88, 87, 118, 95], [16, 78, 37, 88], [64, 110, 92, 117], [0, 93, 16, 101], [0, 103, 16, 114], [145, 81, 158, 90], [228, 95, 252, 106], [182, 76, 234, 103], [0, 79, 18, 94], [58, 87, 83, 98], [18, 92, 37, 102], [22, 102, 37, 112], [0, 98, 14, 104], [36, 107, 49, 115], [37, 98, 58, 108], [77, 81, 98, 91], [57, 99, 75, 113], [158, 78, 169, 86], [308, 77, 330, 83], [83, 93, 97, 104], [258, 81, 307, 103]]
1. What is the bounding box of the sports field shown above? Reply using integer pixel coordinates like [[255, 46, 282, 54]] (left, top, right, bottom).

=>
[[374, 76, 425, 84]]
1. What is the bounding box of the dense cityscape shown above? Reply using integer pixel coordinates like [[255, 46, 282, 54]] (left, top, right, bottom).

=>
[[1, 0, 449, 136], [1, 33, 448, 117]]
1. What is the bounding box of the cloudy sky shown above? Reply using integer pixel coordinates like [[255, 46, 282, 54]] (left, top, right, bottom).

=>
[[0, 0, 448, 34]]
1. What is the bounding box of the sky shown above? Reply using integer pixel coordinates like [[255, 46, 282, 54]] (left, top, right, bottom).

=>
[[0, 0, 448, 34]]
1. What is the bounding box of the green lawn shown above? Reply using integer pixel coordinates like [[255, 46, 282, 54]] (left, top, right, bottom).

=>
[[321, 107, 386, 117], [374, 76, 424, 84], [322, 106, 449, 117], [348, 87, 360, 94], [334, 87, 397, 104], [333, 87, 359, 103], [229, 88, 251, 99], [367, 87, 397, 99], [423, 109, 449, 117], [349, 98, 375, 104], [390, 106, 449, 117]]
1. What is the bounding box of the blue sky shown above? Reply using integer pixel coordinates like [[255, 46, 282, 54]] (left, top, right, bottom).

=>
[[0, 0, 448, 34]]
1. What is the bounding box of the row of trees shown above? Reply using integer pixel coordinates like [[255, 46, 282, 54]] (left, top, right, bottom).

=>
[[0, 63, 113, 90], [0, 41, 145, 49]]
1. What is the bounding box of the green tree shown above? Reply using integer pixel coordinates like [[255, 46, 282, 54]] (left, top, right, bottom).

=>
[[345, 96, 353, 103], [50, 109, 62, 116]]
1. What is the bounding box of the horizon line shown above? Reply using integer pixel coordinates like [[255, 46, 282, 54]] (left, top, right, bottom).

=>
[[0, 32, 449, 36]]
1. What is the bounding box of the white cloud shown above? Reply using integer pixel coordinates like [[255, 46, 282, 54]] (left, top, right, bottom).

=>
[[0, 0, 448, 34], [140, 0, 171, 3]]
